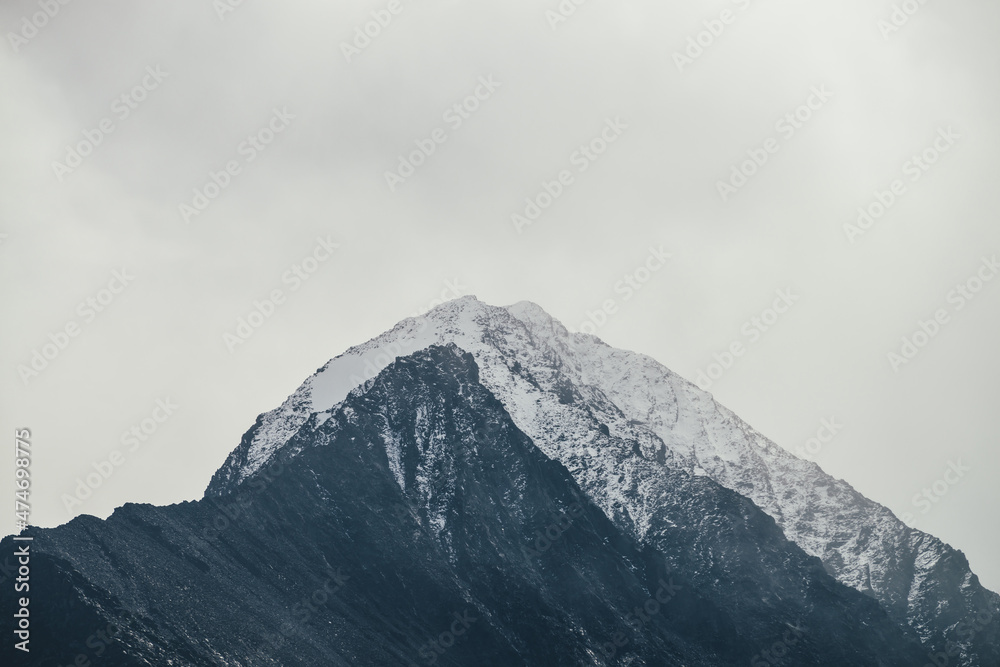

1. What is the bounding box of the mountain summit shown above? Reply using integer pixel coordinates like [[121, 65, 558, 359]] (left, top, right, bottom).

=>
[[3, 297, 996, 665], [208, 295, 999, 664]]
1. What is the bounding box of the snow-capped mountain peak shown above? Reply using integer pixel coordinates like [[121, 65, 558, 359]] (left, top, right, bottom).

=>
[[205, 295, 999, 664]]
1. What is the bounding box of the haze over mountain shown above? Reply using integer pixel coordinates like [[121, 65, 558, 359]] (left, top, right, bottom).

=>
[[3, 297, 996, 665]]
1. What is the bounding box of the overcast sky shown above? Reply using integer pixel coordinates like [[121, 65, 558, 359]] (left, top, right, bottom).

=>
[[2, 0, 998, 591]]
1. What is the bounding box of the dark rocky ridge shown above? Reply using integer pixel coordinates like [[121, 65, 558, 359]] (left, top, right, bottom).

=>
[[3, 345, 935, 664]]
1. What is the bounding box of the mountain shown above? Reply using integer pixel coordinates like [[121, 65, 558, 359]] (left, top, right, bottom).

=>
[[2, 297, 996, 665], [208, 295, 1000, 664]]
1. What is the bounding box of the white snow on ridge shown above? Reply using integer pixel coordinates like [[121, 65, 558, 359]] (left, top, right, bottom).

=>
[[309, 315, 442, 412]]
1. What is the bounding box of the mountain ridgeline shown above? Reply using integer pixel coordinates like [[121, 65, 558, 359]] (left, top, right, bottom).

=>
[[3, 297, 997, 666]]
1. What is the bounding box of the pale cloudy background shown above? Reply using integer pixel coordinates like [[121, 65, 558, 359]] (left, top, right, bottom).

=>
[[2, 0, 998, 591]]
